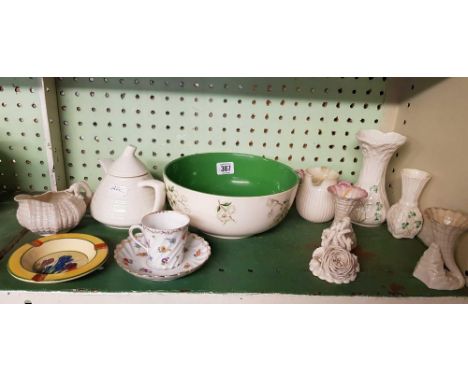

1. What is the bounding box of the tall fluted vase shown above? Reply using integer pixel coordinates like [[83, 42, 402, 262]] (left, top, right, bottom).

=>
[[387, 168, 431, 239], [413, 208, 468, 290], [351, 129, 407, 227]]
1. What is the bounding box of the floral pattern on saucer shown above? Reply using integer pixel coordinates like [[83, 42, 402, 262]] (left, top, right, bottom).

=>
[[114, 233, 211, 281]]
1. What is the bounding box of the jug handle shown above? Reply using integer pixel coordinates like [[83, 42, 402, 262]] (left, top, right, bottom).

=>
[[295, 169, 305, 181], [138, 179, 166, 212], [67, 181, 93, 206]]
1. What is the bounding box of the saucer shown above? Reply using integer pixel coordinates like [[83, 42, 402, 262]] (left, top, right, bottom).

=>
[[8, 233, 108, 284], [114, 232, 211, 281]]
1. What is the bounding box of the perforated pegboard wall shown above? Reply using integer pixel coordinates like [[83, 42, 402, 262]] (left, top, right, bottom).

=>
[[0, 78, 51, 192], [56, 78, 387, 189]]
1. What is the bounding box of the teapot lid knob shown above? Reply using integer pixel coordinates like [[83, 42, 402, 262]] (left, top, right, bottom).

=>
[[106, 145, 150, 178], [122, 145, 137, 157]]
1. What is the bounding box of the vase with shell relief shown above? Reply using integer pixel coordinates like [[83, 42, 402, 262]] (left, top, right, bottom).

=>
[[413, 208, 468, 290]]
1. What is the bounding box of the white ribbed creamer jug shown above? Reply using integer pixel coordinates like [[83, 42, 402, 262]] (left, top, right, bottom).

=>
[[295, 167, 339, 223]]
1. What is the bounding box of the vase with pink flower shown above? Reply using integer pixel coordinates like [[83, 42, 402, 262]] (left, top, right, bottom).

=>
[[327, 181, 368, 249]]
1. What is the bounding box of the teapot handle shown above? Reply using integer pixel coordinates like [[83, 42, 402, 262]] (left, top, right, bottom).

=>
[[67, 181, 93, 206], [138, 179, 166, 212]]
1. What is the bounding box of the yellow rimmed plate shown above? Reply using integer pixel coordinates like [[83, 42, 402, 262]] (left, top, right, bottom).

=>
[[8, 233, 108, 284]]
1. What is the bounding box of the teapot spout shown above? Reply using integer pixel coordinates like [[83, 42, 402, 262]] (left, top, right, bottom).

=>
[[99, 158, 114, 174]]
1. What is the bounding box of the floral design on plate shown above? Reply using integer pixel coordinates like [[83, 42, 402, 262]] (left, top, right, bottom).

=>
[[217, 201, 236, 224], [114, 232, 211, 282], [267, 198, 289, 225], [34, 255, 78, 274], [166, 185, 191, 214]]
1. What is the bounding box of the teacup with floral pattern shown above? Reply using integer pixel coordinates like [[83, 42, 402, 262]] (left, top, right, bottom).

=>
[[129, 210, 190, 270]]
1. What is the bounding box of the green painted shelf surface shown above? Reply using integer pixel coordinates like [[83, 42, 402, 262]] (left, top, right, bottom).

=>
[[1, 198, 468, 298]]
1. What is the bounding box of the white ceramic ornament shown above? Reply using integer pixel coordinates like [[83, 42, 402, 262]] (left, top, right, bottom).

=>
[[327, 181, 368, 249], [309, 217, 360, 284], [321, 217, 354, 252], [351, 129, 407, 227], [387, 168, 431, 239], [310, 245, 360, 284], [14, 181, 93, 236], [295, 167, 339, 223], [413, 208, 468, 290]]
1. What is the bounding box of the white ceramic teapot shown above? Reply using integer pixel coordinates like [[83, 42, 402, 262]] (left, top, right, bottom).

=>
[[90, 145, 166, 229]]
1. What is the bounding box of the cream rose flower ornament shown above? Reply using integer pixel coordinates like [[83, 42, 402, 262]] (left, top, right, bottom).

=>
[[310, 245, 360, 284], [320, 217, 354, 251]]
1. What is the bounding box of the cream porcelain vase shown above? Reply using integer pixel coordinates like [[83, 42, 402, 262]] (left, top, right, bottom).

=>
[[91, 145, 166, 229], [295, 167, 339, 223], [351, 129, 407, 227], [327, 181, 368, 249], [413, 208, 468, 290], [387, 168, 431, 239]]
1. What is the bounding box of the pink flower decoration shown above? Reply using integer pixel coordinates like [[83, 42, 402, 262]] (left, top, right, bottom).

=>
[[327, 181, 367, 200]]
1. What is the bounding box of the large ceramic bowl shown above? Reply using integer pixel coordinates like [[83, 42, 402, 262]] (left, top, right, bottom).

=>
[[163, 153, 299, 239]]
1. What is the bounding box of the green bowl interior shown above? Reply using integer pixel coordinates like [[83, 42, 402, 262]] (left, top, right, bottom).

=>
[[164, 153, 299, 197]]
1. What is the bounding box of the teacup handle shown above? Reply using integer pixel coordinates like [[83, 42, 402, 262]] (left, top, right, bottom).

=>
[[128, 224, 149, 251]]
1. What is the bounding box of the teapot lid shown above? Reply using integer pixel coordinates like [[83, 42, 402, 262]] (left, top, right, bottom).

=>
[[108, 145, 149, 177]]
